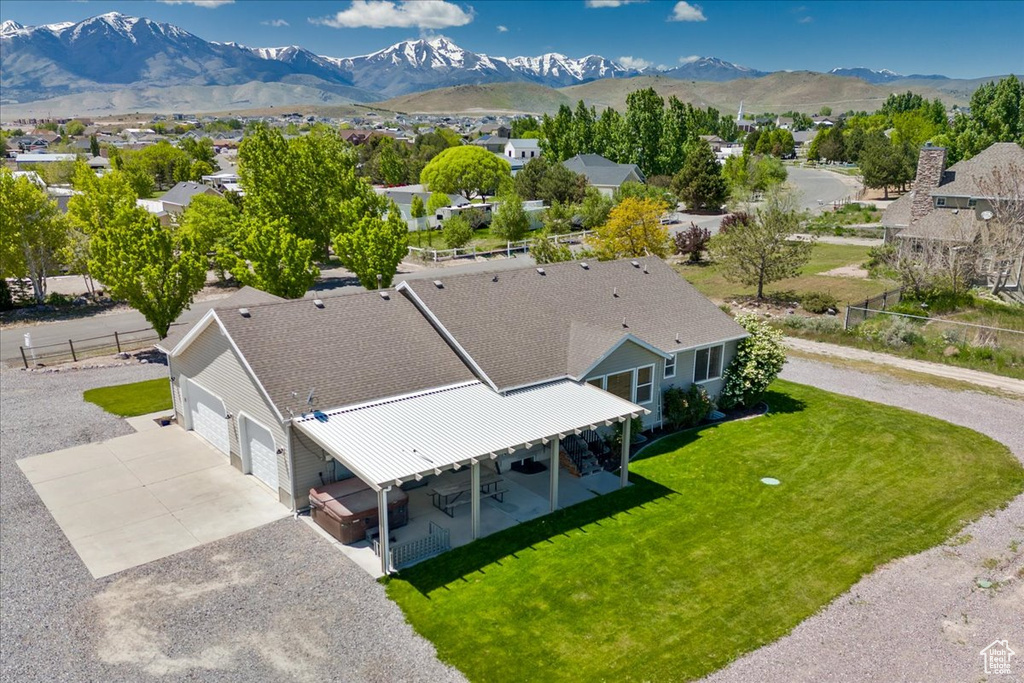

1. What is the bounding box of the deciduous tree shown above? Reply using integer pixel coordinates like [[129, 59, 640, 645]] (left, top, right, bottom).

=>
[[222, 215, 319, 299], [490, 188, 530, 242], [332, 196, 408, 290], [0, 169, 69, 303], [589, 197, 671, 259], [709, 189, 812, 299], [441, 214, 473, 249], [89, 208, 206, 337], [420, 145, 511, 200]]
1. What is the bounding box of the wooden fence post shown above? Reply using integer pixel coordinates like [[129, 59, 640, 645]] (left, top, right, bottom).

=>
[[19, 346, 28, 369], [68, 339, 77, 362], [114, 331, 122, 353]]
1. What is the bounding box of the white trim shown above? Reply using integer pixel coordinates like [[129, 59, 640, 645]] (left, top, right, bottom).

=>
[[577, 334, 672, 379], [170, 310, 286, 425], [398, 281, 500, 392], [635, 363, 655, 405], [666, 333, 747, 355], [182, 377, 230, 455], [664, 353, 676, 379], [693, 344, 724, 384], [604, 368, 635, 403], [238, 411, 280, 493]]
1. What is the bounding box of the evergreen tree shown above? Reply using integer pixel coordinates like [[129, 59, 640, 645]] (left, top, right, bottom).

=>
[[671, 139, 728, 212]]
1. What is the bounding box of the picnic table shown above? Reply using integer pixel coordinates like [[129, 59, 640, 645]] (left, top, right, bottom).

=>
[[431, 471, 507, 517]]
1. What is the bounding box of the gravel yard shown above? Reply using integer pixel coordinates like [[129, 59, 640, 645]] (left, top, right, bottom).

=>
[[0, 364, 465, 683], [703, 357, 1024, 683]]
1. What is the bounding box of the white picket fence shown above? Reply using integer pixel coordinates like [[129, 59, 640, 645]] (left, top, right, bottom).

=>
[[407, 230, 593, 263]]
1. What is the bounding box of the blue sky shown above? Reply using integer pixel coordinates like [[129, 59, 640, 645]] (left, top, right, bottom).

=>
[[3, 1, 1022, 78]]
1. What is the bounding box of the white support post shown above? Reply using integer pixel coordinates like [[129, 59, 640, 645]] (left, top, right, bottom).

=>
[[471, 460, 481, 540], [619, 417, 631, 489], [378, 486, 391, 575], [549, 438, 560, 512]]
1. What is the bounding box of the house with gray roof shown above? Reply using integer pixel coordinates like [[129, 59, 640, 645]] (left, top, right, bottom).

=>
[[562, 154, 646, 197], [883, 142, 1024, 291], [159, 181, 222, 214], [158, 257, 744, 574]]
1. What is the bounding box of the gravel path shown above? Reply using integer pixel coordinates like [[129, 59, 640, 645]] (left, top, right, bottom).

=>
[[785, 337, 1024, 397], [703, 357, 1024, 683], [0, 365, 465, 683]]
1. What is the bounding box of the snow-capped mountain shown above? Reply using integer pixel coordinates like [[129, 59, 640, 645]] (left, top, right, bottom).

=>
[[658, 57, 765, 82], [828, 67, 905, 84], [0, 12, 371, 103], [828, 67, 950, 84], [1, 12, 960, 111]]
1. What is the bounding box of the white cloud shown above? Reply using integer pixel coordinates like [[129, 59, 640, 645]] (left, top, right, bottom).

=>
[[261, 19, 290, 27], [679, 55, 702, 64], [311, 1, 473, 29], [158, 0, 234, 7], [497, 25, 508, 32], [669, 1, 706, 22], [618, 55, 652, 70], [585, 0, 647, 7], [798, 15, 813, 23]]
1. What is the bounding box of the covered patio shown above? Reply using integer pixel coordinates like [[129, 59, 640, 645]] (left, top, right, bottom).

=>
[[294, 379, 646, 575]]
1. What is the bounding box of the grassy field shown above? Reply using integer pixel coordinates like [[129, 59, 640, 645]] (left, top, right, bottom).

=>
[[386, 381, 1023, 683], [678, 242, 897, 307], [83, 378, 172, 417]]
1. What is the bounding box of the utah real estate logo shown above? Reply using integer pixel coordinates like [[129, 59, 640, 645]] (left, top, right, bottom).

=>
[[980, 639, 1015, 676]]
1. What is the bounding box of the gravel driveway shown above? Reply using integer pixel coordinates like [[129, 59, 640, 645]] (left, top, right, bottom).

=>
[[703, 357, 1024, 683], [0, 364, 465, 683]]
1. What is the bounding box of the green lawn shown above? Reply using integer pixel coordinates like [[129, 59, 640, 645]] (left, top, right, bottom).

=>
[[386, 381, 1023, 683], [678, 243, 898, 306], [83, 378, 172, 417]]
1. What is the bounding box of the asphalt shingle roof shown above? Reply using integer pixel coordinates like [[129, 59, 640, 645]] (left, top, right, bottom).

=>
[[562, 154, 645, 188], [406, 257, 746, 391], [215, 291, 475, 416], [161, 181, 218, 208], [930, 143, 1024, 198]]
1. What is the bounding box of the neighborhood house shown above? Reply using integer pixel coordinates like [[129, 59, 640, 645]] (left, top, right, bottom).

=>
[[156, 258, 745, 573]]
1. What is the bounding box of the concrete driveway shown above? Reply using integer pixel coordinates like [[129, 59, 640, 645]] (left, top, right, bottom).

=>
[[17, 425, 290, 578]]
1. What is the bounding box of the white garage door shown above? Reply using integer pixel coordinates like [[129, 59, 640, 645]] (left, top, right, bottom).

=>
[[186, 380, 230, 456], [242, 416, 279, 492]]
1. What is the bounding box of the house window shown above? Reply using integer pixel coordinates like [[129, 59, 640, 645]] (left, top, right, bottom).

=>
[[605, 371, 633, 401], [694, 345, 724, 383], [935, 197, 946, 207], [635, 365, 654, 404], [664, 354, 676, 379], [968, 198, 977, 208], [586, 376, 605, 390]]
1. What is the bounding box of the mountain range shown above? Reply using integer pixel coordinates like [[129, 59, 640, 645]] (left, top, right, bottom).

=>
[[0, 12, 996, 117]]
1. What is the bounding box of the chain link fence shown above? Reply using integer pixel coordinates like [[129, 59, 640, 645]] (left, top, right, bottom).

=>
[[843, 287, 904, 329]]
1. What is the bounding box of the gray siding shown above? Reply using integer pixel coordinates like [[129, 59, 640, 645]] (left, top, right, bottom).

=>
[[664, 339, 741, 400], [585, 340, 665, 429], [291, 429, 335, 509], [170, 321, 293, 508]]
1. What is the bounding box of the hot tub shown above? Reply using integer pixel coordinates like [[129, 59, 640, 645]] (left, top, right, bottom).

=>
[[309, 478, 409, 544]]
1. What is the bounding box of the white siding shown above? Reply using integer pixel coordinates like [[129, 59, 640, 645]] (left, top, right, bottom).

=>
[[170, 322, 293, 507]]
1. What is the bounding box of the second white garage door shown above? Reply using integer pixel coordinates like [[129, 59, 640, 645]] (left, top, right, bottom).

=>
[[186, 379, 230, 456], [241, 415, 279, 492]]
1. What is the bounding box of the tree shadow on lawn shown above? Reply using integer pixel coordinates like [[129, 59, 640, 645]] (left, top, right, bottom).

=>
[[390, 473, 676, 596]]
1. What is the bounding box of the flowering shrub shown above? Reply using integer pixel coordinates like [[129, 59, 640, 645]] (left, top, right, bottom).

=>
[[719, 314, 787, 409], [663, 384, 714, 429]]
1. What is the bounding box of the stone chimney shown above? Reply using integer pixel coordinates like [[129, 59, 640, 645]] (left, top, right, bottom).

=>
[[910, 144, 947, 221]]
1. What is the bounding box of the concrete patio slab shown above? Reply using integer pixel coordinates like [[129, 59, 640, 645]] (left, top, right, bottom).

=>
[[18, 426, 290, 578]]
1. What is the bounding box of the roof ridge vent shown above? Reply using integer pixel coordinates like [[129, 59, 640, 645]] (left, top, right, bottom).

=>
[[313, 299, 324, 308], [433, 280, 444, 289], [631, 260, 640, 268], [238, 308, 250, 318], [536, 267, 546, 275], [379, 291, 390, 300], [580, 262, 589, 269]]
